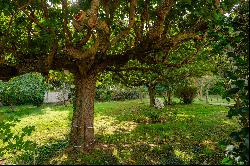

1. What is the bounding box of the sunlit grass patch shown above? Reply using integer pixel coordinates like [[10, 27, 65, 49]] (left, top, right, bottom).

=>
[[174, 149, 194, 162], [95, 115, 138, 135]]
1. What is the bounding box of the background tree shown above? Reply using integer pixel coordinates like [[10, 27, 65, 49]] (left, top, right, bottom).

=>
[[111, 41, 213, 107]]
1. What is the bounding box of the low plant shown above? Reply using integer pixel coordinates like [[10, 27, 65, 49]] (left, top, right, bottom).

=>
[[0, 73, 47, 106], [95, 88, 142, 102], [175, 86, 198, 104]]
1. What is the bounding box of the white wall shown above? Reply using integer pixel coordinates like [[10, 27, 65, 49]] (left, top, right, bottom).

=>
[[44, 91, 68, 103]]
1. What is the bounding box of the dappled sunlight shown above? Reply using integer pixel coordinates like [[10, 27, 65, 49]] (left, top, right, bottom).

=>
[[201, 140, 216, 150], [118, 121, 138, 132], [124, 141, 158, 148], [49, 153, 69, 165], [95, 115, 138, 135], [174, 149, 194, 162], [13, 109, 70, 144], [31, 129, 69, 145], [95, 115, 117, 135], [222, 119, 239, 126], [111, 147, 121, 161], [177, 114, 195, 118], [175, 113, 195, 121], [0, 100, 240, 165], [21, 105, 37, 109], [42, 107, 52, 112]]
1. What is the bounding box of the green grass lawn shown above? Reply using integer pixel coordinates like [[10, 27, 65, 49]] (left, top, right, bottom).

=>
[[0, 98, 240, 165]]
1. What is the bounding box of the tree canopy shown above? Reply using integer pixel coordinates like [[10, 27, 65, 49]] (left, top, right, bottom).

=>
[[0, 0, 220, 79]]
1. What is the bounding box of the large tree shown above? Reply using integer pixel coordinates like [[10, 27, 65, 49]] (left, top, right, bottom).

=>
[[0, 0, 227, 151]]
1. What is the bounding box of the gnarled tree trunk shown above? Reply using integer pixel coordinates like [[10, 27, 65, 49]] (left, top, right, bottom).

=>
[[148, 84, 156, 107], [69, 71, 96, 152]]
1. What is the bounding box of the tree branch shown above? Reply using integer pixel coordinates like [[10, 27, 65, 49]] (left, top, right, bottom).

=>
[[62, 0, 73, 46], [14, 2, 52, 34], [45, 38, 58, 74], [110, 0, 137, 46], [107, 66, 161, 74], [65, 39, 99, 61], [114, 71, 148, 87], [73, 0, 99, 31], [134, 0, 149, 44], [164, 44, 205, 68], [77, 29, 92, 48], [41, 0, 49, 19], [149, 0, 175, 39], [102, 0, 110, 24]]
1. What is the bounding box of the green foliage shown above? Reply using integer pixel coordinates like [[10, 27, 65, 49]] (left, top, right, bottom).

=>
[[112, 90, 141, 101], [209, 79, 226, 96], [221, 157, 234, 165], [0, 80, 5, 95], [142, 106, 163, 123], [175, 85, 198, 104], [0, 117, 36, 164], [155, 84, 169, 96], [47, 70, 74, 91], [95, 87, 144, 102], [208, 0, 249, 164], [0, 73, 47, 106], [95, 88, 112, 101]]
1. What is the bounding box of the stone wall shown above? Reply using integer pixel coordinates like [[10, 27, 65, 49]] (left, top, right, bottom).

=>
[[44, 91, 68, 103]]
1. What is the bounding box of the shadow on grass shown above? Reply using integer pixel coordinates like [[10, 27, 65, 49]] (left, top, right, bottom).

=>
[[0, 105, 44, 119], [93, 135, 185, 165], [12, 119, 226, 165], [12, 127, 225, 165], [0, 103, 73, 120], [93, 104, 233, 165], [41, 103, 73, 112], [15, 138, 69, 165], [17, 138, 185, 165], [2, 101, 234, 165], [94, 124, 226, 165]]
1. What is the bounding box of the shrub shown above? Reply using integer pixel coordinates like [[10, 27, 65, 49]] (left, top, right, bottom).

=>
[[111, 90, 140, 101], [95, 88, 112, 101], [95, 88, 142, 102], [175, 85, 197, 104], [0, 73, 47, 106]]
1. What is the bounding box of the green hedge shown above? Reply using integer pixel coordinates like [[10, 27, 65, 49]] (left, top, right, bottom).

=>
[[0, 73, 47, 106], [95, 88, 142, 102]]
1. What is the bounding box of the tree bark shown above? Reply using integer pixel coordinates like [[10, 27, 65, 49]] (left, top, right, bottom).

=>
[[69, 72, 96, 152], [167, 90, 172, 105], [205, 86, 209, 104], [148, 84, 156, 107], [199, 84, 203, 99]]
